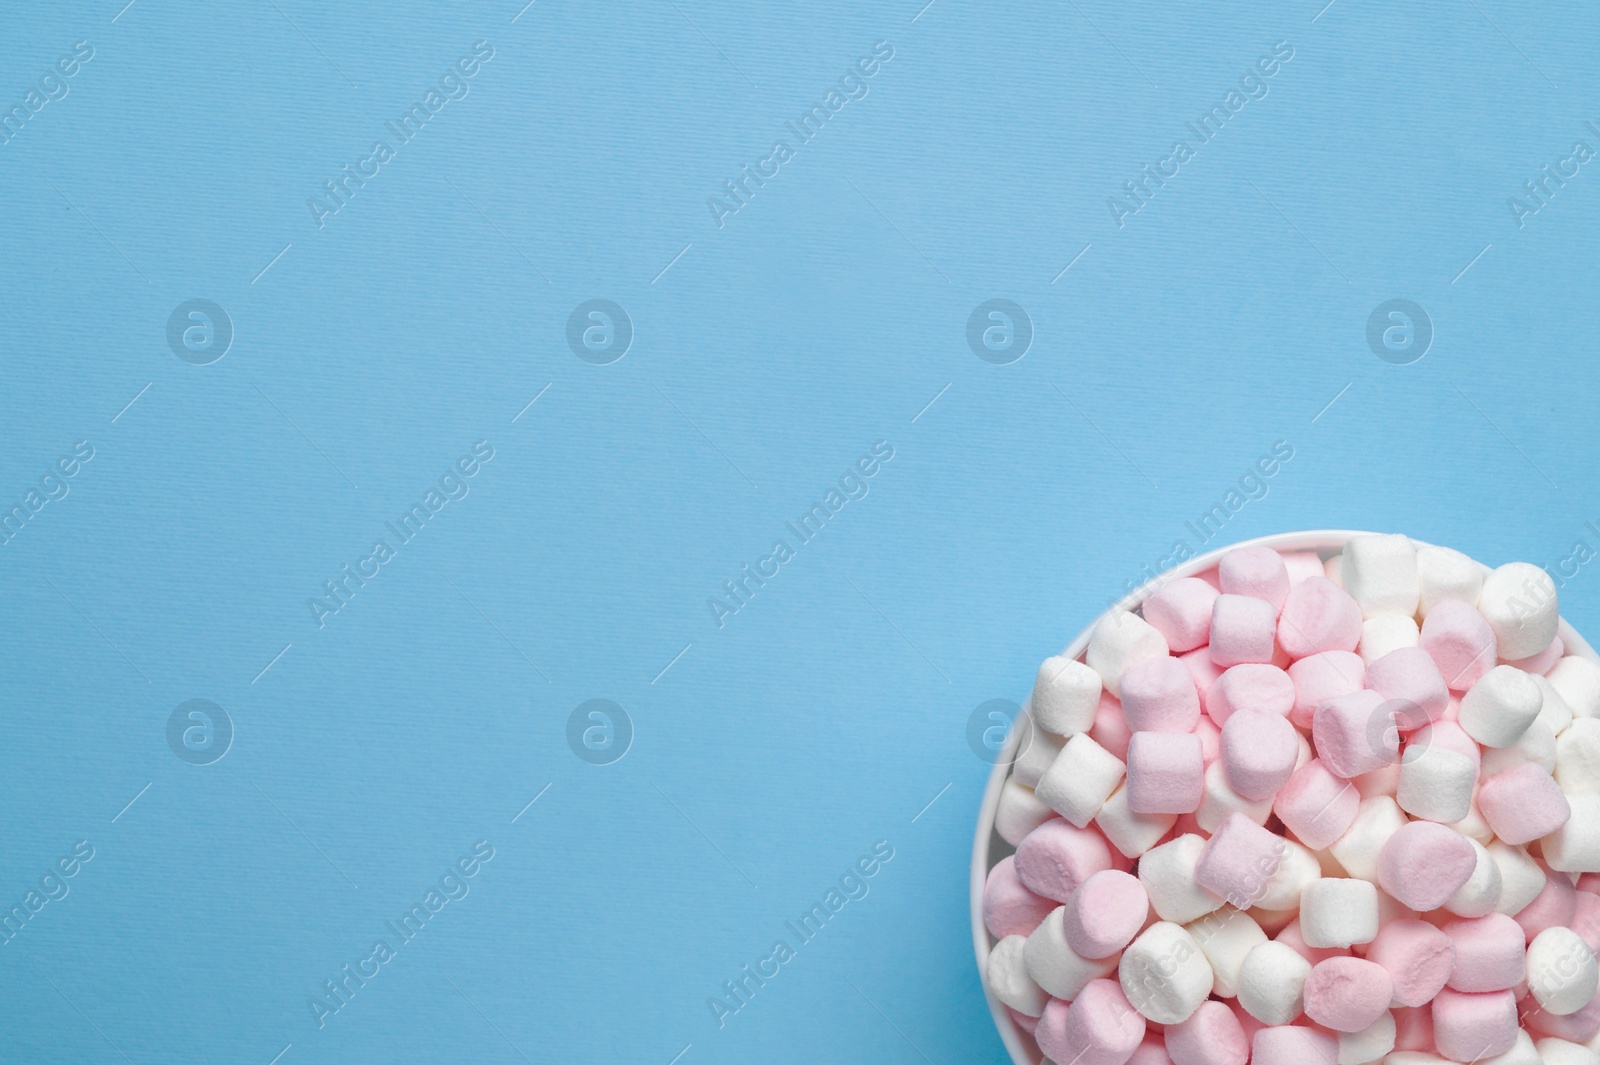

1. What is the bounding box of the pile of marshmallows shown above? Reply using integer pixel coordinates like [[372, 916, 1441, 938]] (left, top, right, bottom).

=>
[[983, 534, 1600, 1065]]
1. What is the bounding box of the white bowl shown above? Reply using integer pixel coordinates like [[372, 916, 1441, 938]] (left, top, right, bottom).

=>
[[969, 529, 1599, 1065]]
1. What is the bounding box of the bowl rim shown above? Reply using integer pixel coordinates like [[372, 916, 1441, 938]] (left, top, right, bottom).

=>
[[969, 529, 1600, 1065]]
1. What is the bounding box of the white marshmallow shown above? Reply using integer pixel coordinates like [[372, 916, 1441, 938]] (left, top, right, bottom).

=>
[[987, 934, 1048, 1016], [1185, 908, 1266, 997], [1480, 719, 1558, 776], [1299, 877, 1380, 947], [1527, 926, 1600, 1015], [1140, 833, 1226, 924], [1035, 733, 1125, 827], [1023, 905, 1117, 999], [1095, 783, 1177, 858], [1119, 921, 1214, 1024], [1197, 761, 1274, 833], [1480, 1031, 1541, 1065], [1458, 664, 1543, 748], [1480, 562, 1559, 662], [1550, 656, 1600, 720], [1361, 616, 1421, 665], [1537, 674, 1577, 736], [1444, 837, 1503, 918], [1236, 940, 1311, 1025], [1340, 1010, 1397, 1065], [994, 778, 1054, 846], [1543, 794, 1600, 874], [1397, 742, 1476, 823], [1325, 553, 1343, 586], [1417, 545, 1484, 617], [1537, 1039, 1600, 1065], [1087, 609, 1169, 697], [1255, 840, 1322, 912], [1032, 656, 1102, 736], [1329, 796, 1408, 883], [1451, 793, 1495, 845], [1488, 842, 1547, 915], [1342, 534, 1421, 619], [1013, 726, 1064, 789], [1557, 719, 1600, 795]]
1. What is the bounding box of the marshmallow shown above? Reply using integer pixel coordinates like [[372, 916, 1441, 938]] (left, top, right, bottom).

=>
[[1123, 657, 1204, 733], [1140, 834, 1227, 925], [1488, 842, 1547, 916], [1572, 889, 1600, 953], [1211, 595, 1280, 668], [987, 934, 1048, 1016], [1303, 956, 1395, 1032], [1008, 1007, 1039, 1036], [1417, 544, 1486, 618], [984, 855, 1056, 938], [1522, 985, 1600, 1042], [1340, 1010, 1396, 1065], [1537, 674, 1577, 735], [1198, 761, 1275, 833], [1127, 732, 1205, 814], [1195, 714, 1222, 763], [1330, 796, 1408, 882], [1480, 719, 1557, 777], [1391, 1005, 1437, 1051], [1419, 600, 1498, 691], [1397, 737, 1477, 824], [1289, 651, 1367, 729], [1120, 922, 1215, 1024], [1325, 553, 1343, 586], [1557, 720, 1600, 794], [1283, 550, 1327, 586], [1510, 633, 1565, 675], [1014, 723, 1065, 788], [1527, 926, 1600, 1016], [1443, 913, 1526, 992], [1180, 646, 1225, 699], [1366, 647, 1451, 729], [1479, 563, 1559, 662], [1065, 870, 1150, 959], [1300, 877, 1380, 948], [1513, 869, 1578, 941], [1377, 820, 1478, 911], [1342, 534, 1421, 618], [1197, 814, 1290, 911], [1250, 1024, 1338, 1065], [1025, 905, 1120, 999], [1036, 978, 1147, 1065], [1207, 664, 1296, 726], [1536, 1038, 1600, 1065], [1356, 761, 1402, 800], [1315, 690, 1400, 779], [1094, 690, 1135, 759], [1551, 656, 1600, 720], [1186, 908, 1268, 997], [1165, 1000, 1249, 1065], [1431, 987, 1519, 1060], [1254, 839, 1323, 912], [1543, 794, 1600, 874], [1089, 610, 1171, 697], [1361, 616, 1421, 665], [996, 777, 1056, 845], [1278, 577, 1364, 659], [1098, 783, 1179, 858], [1444, 838, 1504, 918], [1237, 941, 1312, 1024], [1127, 1034, 1176, 1065], [1033, 656, 1105, 735], [1220, 546, 1291, 612], [1366, 919, 1455, 1008], [1037, 733, 1127, 827], [1458, 665, 1544, 748], [1015, 816, 1114, 902], [1479, 1029, 1541, 1065], [1275, 760, 1360, 850], [1477, 762, 1571, 845], [1142, 578, 1221, 654], [1222, 709, 1299, 801]]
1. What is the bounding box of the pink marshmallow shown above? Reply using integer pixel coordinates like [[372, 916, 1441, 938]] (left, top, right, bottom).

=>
[[1127, 732, 1205, 815], [982, 855, 1055, 938], [1366, 647, 1451, 729], [1431, 987, 1519, 1060], [1377, 820, 1478, 911], [1287, 651, 1366, 729], [1179, 646, 1224, 697], [1273, 759, 1359, 850], [1036, 978, 1146, 1065], [1210, 595, 1279, 668], [1249, 1025, 1338, 1065], [1443, 913, 1526, 992], [1276, 918, 1349, 965], [1508, 634, 1565, 675], [1302, 956, 1394, 1032], [1523, 986, 1600, 1042], [1282, 550, 1327, 587], [1477, 762, 1572, 845], [1014, 817, 1115, 902], [1193, 715, 1221, 764], [1276, 577, 1363, 660], [1514, 869, 1578, 941], [1205, 664, 1295, 727], [1093, 691, 1133, 759], [1064, 870, 1149, 959], [1196, 813, 1288, 910], [1419, 600, 1498, 691], [1121, 658, 1203, 733], [1165, 1000, 1248, 1065], [1143, 578, 1220, 654], [1220, 708, 1299, 801], [1313, 689, 1398, 779], [1219, 546, 1291, 612], [1365, 918, 1455, 1008], [1008, 1007, 1039, 1035], [1126, 1034, 1175, 1065], [1572, 891, 1600, 954]]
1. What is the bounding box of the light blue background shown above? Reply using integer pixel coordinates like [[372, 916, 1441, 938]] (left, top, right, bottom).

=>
[[2, 1, 1597, 1062]]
